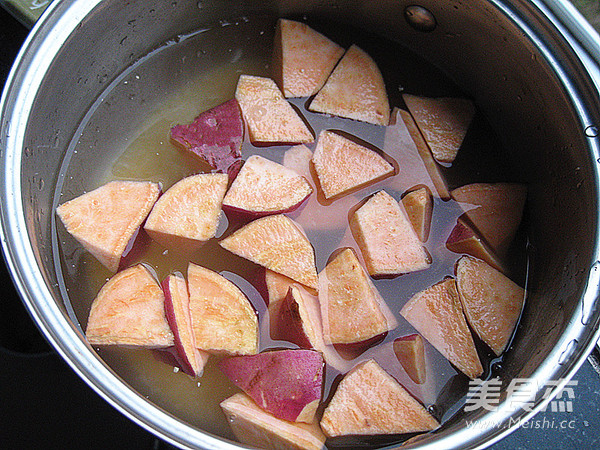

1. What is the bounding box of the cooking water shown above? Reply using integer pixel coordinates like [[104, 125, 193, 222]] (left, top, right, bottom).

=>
[[53, 15, 528, 447]]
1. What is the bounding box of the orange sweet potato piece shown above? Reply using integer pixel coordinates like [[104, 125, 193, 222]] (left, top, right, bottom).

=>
[[162, 273, 210, 377], [144, 173, 228, 253], [86, 264, 174, 348], [351, 190, 430, 276], [451, 182, 527, 257], [446, 216, 504, 272], [269, 284, 351, 373], [272, 19, 344, 98], [394, 334, 427, 385], [398, 108, 451, 199], [222, 155, 312, 217], [310, 45, 390, 125], [56, 180, 160, 272], [265, 268, 296, 305], [235, 74, 314, 144], [320, 359, 439, 437], [319, 248, 397, 345], [400, 278, 483, 379], [219, 214, 318, 290], [187, 263, 258, 355], [221, 393, 327, 450], [283, 144, 360, 231], [312, 130, 394, 199], [401, 187, 433, 242], [455, 255, 526, 355], [403, 94, 475, 164]]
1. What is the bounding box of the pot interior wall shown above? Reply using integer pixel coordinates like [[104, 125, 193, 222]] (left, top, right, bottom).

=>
[[14, 0, 600, 447]]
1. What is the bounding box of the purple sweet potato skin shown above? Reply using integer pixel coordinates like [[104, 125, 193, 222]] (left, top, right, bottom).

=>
[[219, 349, 324, 422], [162, 276, 194, 377], [272, 288, 312, 348], [170, 99, 244, 173]]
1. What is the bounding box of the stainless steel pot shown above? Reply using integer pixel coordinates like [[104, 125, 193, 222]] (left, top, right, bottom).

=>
[[2, 0, 600, 448]]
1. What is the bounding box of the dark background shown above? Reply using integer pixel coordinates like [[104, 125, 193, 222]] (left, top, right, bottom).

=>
[[1, 3, 600, 449]]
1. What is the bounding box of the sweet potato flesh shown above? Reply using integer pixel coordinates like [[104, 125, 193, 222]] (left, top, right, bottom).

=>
[[235, 74, 314, 144], [321, 359, 439, 436], [451, 182, 527, 257], [394, 334, 427, 385], [398, 108, 451, 199], [56, 180, 160, 272], [400, 278, 483, 379], [162, 273, 209, 377], [351, 190, 430, 276], [312, 130, 394, 199], [402, 187, 433, 242], [86, 264, 174, 347], [222, 155, 312, 215], [310, 45, 390, 125], [319, 247, 396, 345], [446, 216, 504, 272], [144, 173, 228, 251], [456, 255, 526, 355], [403, 94, 475, 164], [221, 393, 326, 450], [283, 144, 360, 231], [219, 214, 318, 290], [188, 263, 258, 355], [273, 19, 344, 98]]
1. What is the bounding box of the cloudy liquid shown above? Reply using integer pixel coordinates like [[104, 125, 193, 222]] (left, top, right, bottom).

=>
[[53, 14, 527, 447]]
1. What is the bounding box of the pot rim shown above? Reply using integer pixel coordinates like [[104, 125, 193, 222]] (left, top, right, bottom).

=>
[[1, 0, 600, 449]]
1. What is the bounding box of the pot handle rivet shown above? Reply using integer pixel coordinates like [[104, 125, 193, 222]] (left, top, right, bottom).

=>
[[404, 5, 437, 32], [585, 125, 598, 137]]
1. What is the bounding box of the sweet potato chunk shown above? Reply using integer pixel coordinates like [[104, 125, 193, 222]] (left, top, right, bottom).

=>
[[320, 359, 439, 437], [86, 264, 174, 347], [270, 284, 351, 372], [283, 144, 360, 231], [187, 263, 258, 355], [446, 217, 504, 272], [273, 18, 344, 98], [272, 285, 318, 349], [220, 214, 318, 290], [144, 173, 228, 252], [222, 155, 312, 216], [265, 268, 296, 305], [403, 94, 475, 164], [235, 74, 314, 144], [451, 183, 527, 257], [400, 278, 483, 379], [398, 109, 450, 199], [394, 334, 426, 384], [220, 349, 324, 423], [221, 393, 327, 450], [310, 45, 390, 125], [455, 255, 526, 355], [170, 98, 244, 174], [56, 180, 160, 272], [384, 108, 448, 199], [162, 273, 210, 377], [402, 187, 433, 242], [319, 248, 397, 345], [312, 130, 394, 199], [351, 190, 430, 276]]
